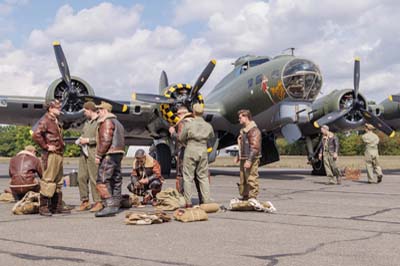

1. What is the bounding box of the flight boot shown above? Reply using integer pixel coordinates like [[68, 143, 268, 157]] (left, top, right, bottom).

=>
[[39, 194, 52, 216], [52, 191, 71, 214], [95, 198, 119, 217]]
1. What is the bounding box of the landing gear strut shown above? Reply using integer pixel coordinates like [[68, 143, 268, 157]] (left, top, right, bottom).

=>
[[305, 136, 326, 176], [151, 143, 172, 178]]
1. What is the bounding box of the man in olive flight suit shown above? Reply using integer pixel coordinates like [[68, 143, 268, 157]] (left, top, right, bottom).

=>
[[179, 103, 214, 207], [318, 125, 341, 185], [362, 123, 383, 184], [77, 101, 102, 212]]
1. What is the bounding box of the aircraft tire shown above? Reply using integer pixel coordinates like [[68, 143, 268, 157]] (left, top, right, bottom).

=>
[[311, 158, 326, 176], [154, 143, 172, 178]]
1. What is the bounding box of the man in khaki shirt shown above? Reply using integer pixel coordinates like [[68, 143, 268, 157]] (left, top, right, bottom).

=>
[[362, 123, 383, 183]]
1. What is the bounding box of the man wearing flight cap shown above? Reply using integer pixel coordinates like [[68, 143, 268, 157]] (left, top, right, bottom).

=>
[[9, 145, 42, 200], [94, 101, 125, 217], [179, 103, 214, 207], [362, 123, 383, 183], [32, 99, 70, 216], [76, 101, 102, 212]]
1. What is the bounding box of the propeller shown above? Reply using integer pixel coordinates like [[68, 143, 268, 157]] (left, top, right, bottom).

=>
[[78, 95, 129, 114], [188, 59, 216, 102], [53, 41, 72, 90], [314, 57, 395, 137], [133, 59, 216, 107]]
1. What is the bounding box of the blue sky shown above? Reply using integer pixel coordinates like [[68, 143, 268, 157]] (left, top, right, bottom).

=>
[[0, 0, 398, 103], [2, 1, 205, 46]]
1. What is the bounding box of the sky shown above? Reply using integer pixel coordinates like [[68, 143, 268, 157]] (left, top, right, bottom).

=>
[[0, 0, 399, 103]]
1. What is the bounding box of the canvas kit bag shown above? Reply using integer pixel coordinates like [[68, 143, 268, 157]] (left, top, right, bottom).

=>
[[125, 211, 171, 225], [155, 188, 185, 211], [228, 198, 277, 213], [173, 207, 208, 222]]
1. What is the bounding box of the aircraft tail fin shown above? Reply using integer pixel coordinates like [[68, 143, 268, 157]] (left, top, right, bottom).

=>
[[159, 71, 169, 95]]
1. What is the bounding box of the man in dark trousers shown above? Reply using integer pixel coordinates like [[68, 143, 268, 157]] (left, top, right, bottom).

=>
[[127, 149, 163, 206], [94, 101, 125, 217]]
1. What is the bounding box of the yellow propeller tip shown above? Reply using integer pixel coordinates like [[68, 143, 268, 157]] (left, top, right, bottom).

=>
[[354, 56, 361, 61], [52, 41, 60, 46], [313, 121, 320, 128], [131, 93, 136, 101], [211, 59, 217, 65], [122, 105, 128, 113], [389, 131, 396, 138], [389, 95, 393, 102], [207, 147, 213, 153]]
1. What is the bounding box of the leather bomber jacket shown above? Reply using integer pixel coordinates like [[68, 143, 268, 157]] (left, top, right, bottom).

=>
[[32, 113, 64, 154], [9, 151, 43, 182], [131, 155, 163, 183], [96, 113, 125, 158], [238, 121, 262, 162]]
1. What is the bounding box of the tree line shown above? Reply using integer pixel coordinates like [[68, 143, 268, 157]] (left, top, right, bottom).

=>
[[1, 125, 400, 157], [0, 125, 80, 157]]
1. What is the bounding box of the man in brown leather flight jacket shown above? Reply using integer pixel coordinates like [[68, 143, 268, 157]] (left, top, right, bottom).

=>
[[9, 145, 42, 200], [94, 101, 125, 217], [32, 99, 69, 216], [127, 149, 163, 206], [236, 109, 262, 201]]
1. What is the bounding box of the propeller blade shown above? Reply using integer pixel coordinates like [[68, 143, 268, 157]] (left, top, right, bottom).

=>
[[78, 95, 129, 114], [189, 59, 216, 101], [159, 71, 169, 93], [131, 92, 176, 104], [353, 57, 360, 105], [389, 94, 400, 103], [360, 108, 395, 137], [53, 41, 72, 90], [313, 109, 352, 128]]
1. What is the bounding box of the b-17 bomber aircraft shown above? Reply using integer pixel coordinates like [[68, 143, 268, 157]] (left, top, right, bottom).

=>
[[0, 42, 399, 176]]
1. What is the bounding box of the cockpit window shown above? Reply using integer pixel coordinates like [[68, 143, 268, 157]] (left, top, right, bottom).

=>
[[282, 59, 322, 100], [249, 58, 270, 67]]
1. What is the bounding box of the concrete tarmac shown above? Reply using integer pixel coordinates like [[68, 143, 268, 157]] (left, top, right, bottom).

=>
[[0, 164, 400, 266]]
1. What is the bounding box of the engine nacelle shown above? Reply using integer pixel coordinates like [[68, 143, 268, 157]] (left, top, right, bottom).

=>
[[311, 89, 368, 131], [45, 76, 94, 128]]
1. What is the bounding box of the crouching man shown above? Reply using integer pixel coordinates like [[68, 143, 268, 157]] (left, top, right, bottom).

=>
[[127, 149, 163, 206], [9, 145, 42, 200], [95, 101, 125, 217]]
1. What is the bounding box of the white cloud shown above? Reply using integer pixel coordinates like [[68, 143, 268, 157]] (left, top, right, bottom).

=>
[[28, 3, 142, 49], [173, 0, 252, 25], [0, 0, 399, 107]]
